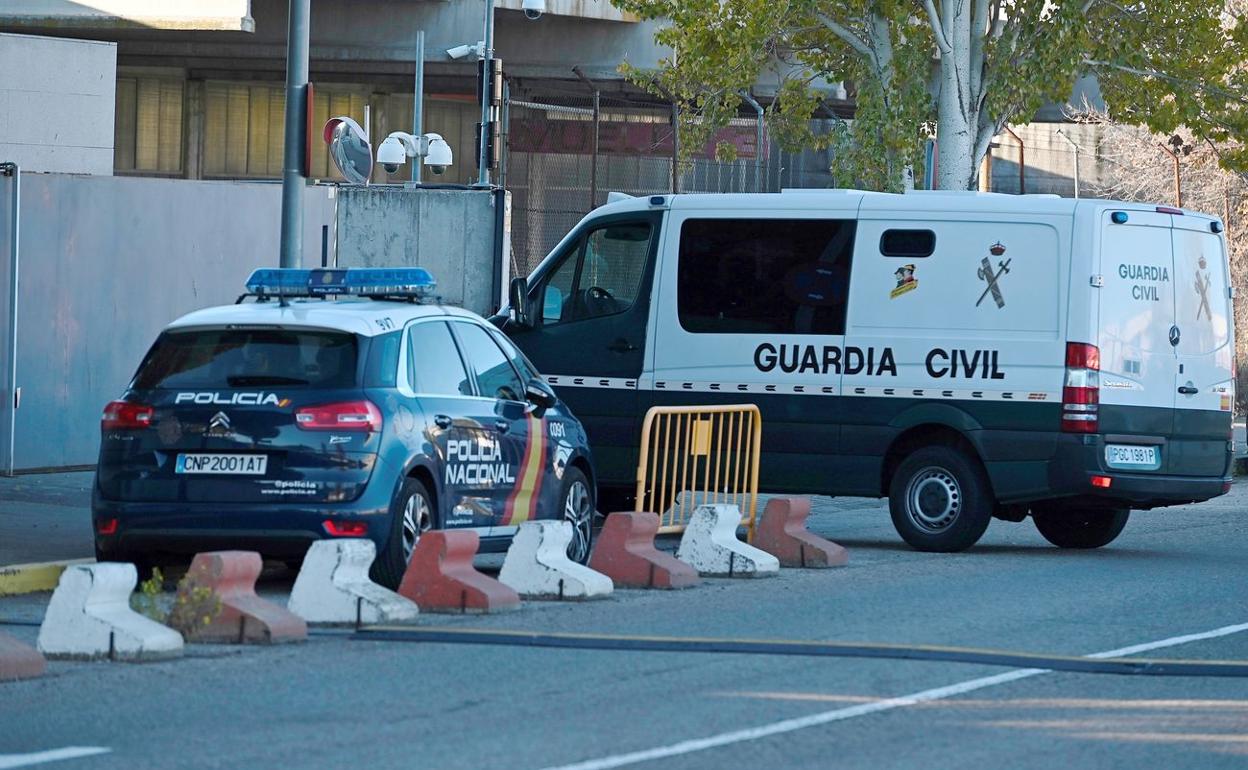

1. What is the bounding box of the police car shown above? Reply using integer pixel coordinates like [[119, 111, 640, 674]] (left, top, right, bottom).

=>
[[92, 267, 597, 588], [498, 190, 1234, 553]]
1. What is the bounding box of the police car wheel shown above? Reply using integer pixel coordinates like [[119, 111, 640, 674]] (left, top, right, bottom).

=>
[[1032, 506, 1129, 549], [888, 446, 993, 552], [560, 467, 595, 565], [373, 476, 435, 590]]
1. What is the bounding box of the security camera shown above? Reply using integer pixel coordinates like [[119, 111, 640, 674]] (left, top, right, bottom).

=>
[[376, 134, 409, 174], [446, 42, 482, 60], [423, 133, 453, 175], [522, 0, 545, 20]]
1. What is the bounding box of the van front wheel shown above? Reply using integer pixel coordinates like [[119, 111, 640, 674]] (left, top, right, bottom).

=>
[[1032, 506, 1129, 549], [888, 446, 994, 552]]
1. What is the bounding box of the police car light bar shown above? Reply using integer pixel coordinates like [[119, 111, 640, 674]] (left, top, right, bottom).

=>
[[245, 268, 437, 298]]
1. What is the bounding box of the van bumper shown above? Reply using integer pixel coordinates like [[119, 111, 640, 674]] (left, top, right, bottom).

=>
[[1047, 434, 1232, 508]]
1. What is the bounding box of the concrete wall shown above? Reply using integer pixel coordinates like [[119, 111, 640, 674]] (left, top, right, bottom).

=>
[[0, 1, 253, 30], [0, 33, 116, 175], [0, 173, 336, 472], [335, 186, 506, 317]]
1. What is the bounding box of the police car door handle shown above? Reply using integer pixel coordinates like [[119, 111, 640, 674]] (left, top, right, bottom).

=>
[[1178, 385, 1199, 395], [434, 414, 453, 429], [494, 420, 511, 434], [608, 338, 638, 353]]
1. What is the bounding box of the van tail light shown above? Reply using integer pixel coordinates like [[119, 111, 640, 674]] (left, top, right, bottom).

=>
[[296, 400, 382, 432], [102, 400, 154, 431], [1062, 342, 1100, 434]]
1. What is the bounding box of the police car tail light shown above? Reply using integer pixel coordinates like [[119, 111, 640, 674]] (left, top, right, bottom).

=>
[[323, 519, 369, 537], [295, 400, 382, 432], [1062, 342, 1100, 434], [102, 400, 154, 431]]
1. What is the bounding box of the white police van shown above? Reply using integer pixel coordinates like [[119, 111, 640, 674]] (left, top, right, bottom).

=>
[[496, 190, 1235, 552]]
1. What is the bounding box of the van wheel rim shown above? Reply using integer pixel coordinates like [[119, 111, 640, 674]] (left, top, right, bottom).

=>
[[402, 493, 432, 560], [906, 467, 961, 533], [563, 480, 593, 563]]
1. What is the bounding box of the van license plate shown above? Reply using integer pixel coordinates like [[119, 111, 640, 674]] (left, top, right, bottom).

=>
[[176, 454, 268, 475], [1104, 444, 1160, 470]]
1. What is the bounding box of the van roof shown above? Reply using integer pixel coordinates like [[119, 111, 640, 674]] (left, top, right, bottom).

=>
[[591, 189, 1221, 223]]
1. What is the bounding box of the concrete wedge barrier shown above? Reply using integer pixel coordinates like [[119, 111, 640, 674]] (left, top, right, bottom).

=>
[[0, 631, 46, 680], [676, 504, 780, 578], [588, 512, 700, 589], [179, 551, 307, 644], [37, 563, 183, 661], [288, 539, 420, 625], [754, 497, 848, 568], [499, 521, 613, 600], [398, 530, 520, 613]]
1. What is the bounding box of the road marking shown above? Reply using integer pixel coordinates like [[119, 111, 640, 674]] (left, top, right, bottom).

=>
[[539, 621, 1248, 770], [0, 748, 110, 769]]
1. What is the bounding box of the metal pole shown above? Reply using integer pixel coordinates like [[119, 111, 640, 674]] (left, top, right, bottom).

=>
[[1, 163, 18, 476], [279, 0, 310, 269], [478, 0, 495, 187], [412, 30, 424, 183], [740, 91, 764, 193], [670, 102, 680, 194], [573, 67, 599, 209]]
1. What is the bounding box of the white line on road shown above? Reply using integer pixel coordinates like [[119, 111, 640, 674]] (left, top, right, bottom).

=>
[[0, 747, 110, 769], [540, 621, 1248, 770]]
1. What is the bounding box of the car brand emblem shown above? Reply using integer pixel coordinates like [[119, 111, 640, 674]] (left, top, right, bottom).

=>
[[1169, 325, 1181, 347], [208, 412, 231, 432]]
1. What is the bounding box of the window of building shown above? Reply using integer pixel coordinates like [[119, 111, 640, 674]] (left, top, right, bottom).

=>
[[114, 76, 184, 175], [677, 218, 856, 335]]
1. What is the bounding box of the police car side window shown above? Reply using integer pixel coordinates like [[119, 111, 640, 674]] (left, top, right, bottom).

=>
[[488, 327, 539, 382], [408, 322, 473, 397], [540, 222, 651, 326], [677, 218, 855, 335], [453, 323, 526, 402]]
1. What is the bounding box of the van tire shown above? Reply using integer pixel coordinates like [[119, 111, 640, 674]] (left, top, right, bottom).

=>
[[888, 445, 994, 552], [372, 476, 436, 590], [1032, 506, 1129, 549]]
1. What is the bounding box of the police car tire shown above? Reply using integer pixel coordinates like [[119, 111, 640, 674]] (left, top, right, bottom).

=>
[[372, 476, 436, 590], [1032, 507, 1129, 549], [559, 466, 595, 565], [888, 446, 993, 552]]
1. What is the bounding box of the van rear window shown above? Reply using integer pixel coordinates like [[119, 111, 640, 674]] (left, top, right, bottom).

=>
[[677, 218, 855, 335], [133, 329, 359, 390]]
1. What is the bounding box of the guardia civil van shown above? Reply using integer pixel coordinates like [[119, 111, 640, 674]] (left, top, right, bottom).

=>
[[495, 190, 1235, 552], [93, 267, 597, 588]]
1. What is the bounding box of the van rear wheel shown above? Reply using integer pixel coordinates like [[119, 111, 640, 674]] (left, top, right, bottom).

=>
[[1032, 506, 1129, 549], [888, 445, 994, 552]]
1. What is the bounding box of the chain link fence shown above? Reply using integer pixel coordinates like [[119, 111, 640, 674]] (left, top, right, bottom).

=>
[[503, 91, 836, 276]]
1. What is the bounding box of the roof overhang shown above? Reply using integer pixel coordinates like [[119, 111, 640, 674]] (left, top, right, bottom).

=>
[[0, 1, 254, 32]]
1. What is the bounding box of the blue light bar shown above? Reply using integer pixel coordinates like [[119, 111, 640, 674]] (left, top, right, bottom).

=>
[[245, 267, 436, 299]]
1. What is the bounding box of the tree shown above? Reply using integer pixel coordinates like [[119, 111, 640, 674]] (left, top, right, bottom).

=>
[[612, 0, 1248, 191]]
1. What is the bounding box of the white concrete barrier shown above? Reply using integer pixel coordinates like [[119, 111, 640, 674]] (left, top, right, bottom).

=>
[[288, 539, 420, 625], [676, 504, 780, 578], [37, 563, 183, 661], [498, 521, 614, 600]]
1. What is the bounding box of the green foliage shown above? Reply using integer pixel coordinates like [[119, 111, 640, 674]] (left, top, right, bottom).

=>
[[614, 0, 1248, 191], [127, 566, 222, 635], [129, 567, 166, 623]]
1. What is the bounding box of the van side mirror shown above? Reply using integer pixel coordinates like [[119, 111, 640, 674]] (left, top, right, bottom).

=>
[[525, 379, 557, 412], [509, 277, 533, 329]]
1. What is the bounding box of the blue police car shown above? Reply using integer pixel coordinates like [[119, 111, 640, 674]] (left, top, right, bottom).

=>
[[92, 268, 597, 588]]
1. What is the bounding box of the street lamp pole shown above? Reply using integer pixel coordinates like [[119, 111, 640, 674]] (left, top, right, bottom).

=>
[[279, 0, 311, 268], [477, 0, 495, 187]]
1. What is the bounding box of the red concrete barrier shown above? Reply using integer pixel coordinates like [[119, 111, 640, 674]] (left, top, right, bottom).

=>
[[588, 512, 700, 589], [398, 531, 520, 613], [753, 497, 848, 568], [178, 551, 307, 644], [0, 631, 45, 681]]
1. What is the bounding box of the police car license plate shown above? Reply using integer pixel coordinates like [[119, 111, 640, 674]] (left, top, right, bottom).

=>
[[1104, 444, 1160, 470], [176, 453, 268, 475]]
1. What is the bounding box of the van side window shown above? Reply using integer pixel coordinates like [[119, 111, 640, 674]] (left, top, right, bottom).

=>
[[677, 218, 856, 335], [539, 222, 652, 326], [880, 229, 935, 258]]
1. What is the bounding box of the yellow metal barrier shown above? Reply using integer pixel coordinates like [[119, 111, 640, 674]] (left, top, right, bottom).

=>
[[634, 404, 762, 537]]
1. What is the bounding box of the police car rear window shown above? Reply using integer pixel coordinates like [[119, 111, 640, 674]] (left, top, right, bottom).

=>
[[133, 329, 359, 390]]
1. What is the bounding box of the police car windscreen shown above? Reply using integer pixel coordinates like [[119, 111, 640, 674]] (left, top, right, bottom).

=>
[[132, 329, 358, 390]]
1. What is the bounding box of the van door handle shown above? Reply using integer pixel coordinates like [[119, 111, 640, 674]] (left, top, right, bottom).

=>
[[1178, 385, 1199, 395], [608, 338, 638, 353], [495, 420, 511, 434], [434, 414, 453, 429]]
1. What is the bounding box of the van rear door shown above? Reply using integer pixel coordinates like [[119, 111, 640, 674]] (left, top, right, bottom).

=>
[[1097, 209, 1178, 441], [1170, 217, 1234, 474]]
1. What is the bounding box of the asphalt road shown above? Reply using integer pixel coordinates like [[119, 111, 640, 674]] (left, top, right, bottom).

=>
[[2, 485, 1246, 770]]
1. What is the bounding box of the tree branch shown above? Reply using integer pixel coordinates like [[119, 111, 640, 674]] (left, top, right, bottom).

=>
[[923, 0, 954, 54], [815, 13, 872, 60], [1084, 59, 1248, 105]]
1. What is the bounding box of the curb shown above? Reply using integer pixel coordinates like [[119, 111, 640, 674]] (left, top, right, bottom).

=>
[[0, 558, 96, 597]]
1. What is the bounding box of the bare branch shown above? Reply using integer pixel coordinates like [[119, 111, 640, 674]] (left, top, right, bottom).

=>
[[923, 0, 954, 54], [815, 13, 872, 60], [1084, 59, 1248, 105]]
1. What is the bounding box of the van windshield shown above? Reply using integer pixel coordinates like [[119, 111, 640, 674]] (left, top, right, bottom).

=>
[[132, 329, 359, 390]]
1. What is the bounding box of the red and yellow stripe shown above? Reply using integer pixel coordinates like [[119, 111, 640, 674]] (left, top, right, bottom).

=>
[[503, 415, 546, 525]]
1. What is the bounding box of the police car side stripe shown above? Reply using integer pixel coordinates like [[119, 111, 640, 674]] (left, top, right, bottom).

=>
[[543, 375, 1056, 403]]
